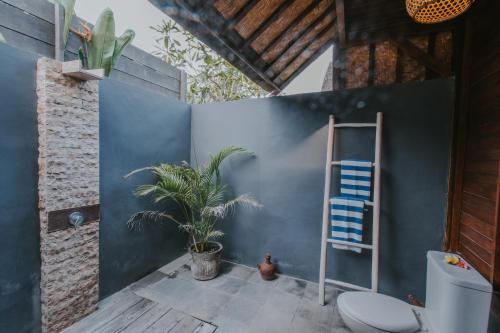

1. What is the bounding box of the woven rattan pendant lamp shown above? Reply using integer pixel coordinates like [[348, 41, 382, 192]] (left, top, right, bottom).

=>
[[406, 0, 475, 24]]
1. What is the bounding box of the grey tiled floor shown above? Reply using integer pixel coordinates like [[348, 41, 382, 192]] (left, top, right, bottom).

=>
[[64, 255, 351, 333]]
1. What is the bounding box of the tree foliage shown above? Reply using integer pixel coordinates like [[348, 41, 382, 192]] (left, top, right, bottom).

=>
[[151, 20, 266, 104]]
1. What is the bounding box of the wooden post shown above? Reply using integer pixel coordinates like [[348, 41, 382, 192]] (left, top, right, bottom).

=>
[[54, 3, 64, 62], [179, 70, 187, 102], [335, 0, 346, 46], [371, 112, 383, 292], [319, 115, 335, 305]]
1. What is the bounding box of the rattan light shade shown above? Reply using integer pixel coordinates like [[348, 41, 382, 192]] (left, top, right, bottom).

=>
[[406, 0, 474, 24]]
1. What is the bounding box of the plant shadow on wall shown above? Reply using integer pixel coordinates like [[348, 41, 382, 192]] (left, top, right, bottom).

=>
[[151, 20, 266, 104], [126, 147, 262, 280], [50, 0, 135, 76]]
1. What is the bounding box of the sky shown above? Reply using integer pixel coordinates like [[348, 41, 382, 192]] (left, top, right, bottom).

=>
[[75, 0, 332, 95]]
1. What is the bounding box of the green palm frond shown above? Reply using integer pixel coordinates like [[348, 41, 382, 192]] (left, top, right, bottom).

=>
[[207, 230, 224, 239], [126, 147, 260, 253], [203, 146, 252, 180], [127, 210, 183, 231], [124, 166, 154, 179], [203, 194, 262, 219], [205, 183, 227, 207]]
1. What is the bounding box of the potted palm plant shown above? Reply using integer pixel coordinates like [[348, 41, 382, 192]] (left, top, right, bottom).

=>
[[126, 147, 261, 280]]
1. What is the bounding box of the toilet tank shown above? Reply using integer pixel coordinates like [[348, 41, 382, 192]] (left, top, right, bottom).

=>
[[426, 251, 492, 333]]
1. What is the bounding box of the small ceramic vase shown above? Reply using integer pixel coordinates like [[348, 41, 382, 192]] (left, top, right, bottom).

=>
[[257, 253, 276, 280]]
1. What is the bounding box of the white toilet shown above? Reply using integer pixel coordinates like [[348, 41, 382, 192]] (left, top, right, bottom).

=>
[[337, 251, 492, 333]]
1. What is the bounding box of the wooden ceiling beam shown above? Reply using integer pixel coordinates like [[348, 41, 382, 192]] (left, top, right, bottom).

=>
[[221, 0, 257, 34], [166, 0, 280, 91], [346, 20, 457, 46], [259, 0, 324, 57], [394, 38, 451, 77], [241, 0, 296, 51], [278, 37, 334, 89], [271, 22, 335, 81], [334, 0, 345, 45], [264, 4, 335, 74]]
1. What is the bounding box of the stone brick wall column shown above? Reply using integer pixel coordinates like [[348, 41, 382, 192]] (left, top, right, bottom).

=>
[[36, 58, 100, 333]]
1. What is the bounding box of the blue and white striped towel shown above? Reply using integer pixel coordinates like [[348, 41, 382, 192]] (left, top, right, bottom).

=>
[[330, 197, 365, 253], [340, 160, 372, 201]]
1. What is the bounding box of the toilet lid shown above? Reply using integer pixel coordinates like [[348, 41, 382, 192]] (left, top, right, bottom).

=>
[[338, 292, 420, 333]]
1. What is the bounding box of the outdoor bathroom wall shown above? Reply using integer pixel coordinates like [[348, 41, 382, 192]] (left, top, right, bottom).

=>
[[99, 79, 190, 298], [0, 43, 40, 333], [0, 42, 191, 332], [191, 78, 455, 302]]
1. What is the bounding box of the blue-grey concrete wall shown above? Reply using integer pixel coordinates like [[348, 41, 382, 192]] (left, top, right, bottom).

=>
[[99, 79, 191, 298], [0, 43, 41, 333], [0, 42, 191, 331], [191, 79, 455, 302]]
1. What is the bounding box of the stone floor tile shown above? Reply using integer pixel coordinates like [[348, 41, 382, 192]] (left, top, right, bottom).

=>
[[290, 316, 330, 333], [216, 294, 262, 325], [331, 301, 348, 329], [247, 270, 279, 287], [249, 304, 294, 333], [133, 286, 175, 307], [261, 289, 302, 318], [158, 253, 191, 275], [303, 281, 339, 305], [136, 276, 203, 310], [129, 271, 168, 292], [236, 281, 272, 304], [276, 275, 307, 297], [222, 261, 255, 281], [68, 255, 352, 333], [213, 317, 249, 333], [246, 308, 293, 333], [329, 326, 352, 333], [295, 298, 335, 328], [210, 276, 247, 295], [175, 287, 232, 322], [169, 263, 193, 281]]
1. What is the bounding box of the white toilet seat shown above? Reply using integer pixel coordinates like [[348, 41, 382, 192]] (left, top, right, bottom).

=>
[[337, 292, 421, 333]]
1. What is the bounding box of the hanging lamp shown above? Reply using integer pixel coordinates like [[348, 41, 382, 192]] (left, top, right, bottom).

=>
[[406, 0, 475, 24]]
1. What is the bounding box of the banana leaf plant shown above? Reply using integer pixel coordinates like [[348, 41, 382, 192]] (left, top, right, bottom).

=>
[[126, 147, 262, 253], [51, 0, 135, 76]]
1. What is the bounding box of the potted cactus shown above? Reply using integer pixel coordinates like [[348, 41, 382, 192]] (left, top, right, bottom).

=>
[[51, 0, 135, 80]]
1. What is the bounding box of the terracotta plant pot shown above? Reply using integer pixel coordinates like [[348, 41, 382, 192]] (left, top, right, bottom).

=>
[[257, 253, 276, 280], [189, 241, 223, 280]]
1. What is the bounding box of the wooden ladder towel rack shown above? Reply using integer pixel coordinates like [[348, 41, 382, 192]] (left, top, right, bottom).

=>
[[319, 112, 383, 305]]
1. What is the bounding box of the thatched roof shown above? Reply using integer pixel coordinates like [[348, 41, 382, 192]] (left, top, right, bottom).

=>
[[149, 0, 457, 93]]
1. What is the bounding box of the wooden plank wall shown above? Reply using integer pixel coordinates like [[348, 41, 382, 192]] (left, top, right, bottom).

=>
[[448, 0, 500, 288], [0, 0, 184, 99]]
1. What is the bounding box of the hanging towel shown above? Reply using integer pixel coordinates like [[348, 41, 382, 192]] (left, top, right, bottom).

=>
[[340, 160, 372, 201], [330, 197, 365, 253]]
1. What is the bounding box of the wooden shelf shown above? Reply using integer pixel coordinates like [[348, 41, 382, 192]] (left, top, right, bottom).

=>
[[61, 60, 104, 81]]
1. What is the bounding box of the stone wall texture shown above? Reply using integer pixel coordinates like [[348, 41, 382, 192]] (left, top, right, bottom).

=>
[[322, 31, 454, 91], [36, 58, 99, 333]]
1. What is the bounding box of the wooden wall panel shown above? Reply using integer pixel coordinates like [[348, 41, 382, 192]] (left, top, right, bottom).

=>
[[0, 0, 182, 98], [400, 36, 428, 82], [448, 0, 500, 287], [374, 40, 397, 85], [345, 45, 369, 89], [326, 33, 453, 91]]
